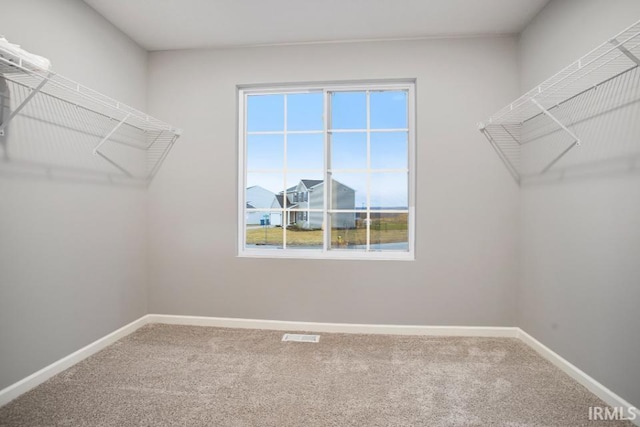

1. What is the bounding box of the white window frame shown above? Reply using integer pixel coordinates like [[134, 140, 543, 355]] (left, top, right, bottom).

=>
[[237, 80, 416, 261]]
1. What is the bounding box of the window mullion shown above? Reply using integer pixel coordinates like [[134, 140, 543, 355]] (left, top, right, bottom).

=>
[[366, 90, 371, 252], [408, 86, 416, 256], [283, 94, 287, 250], [239, 92, 248, 253], [323, 90, 330, 253]]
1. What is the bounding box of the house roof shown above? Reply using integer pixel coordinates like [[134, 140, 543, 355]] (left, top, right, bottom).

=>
[[273, 194, 298, 209], [276, 179, 356, 196], [301, 179, 323, 189], [247, 185, 274, 193], [279, 179, 325, 195]]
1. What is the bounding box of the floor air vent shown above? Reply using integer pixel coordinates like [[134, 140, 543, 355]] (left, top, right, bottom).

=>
[[282, 333, 320, 343]]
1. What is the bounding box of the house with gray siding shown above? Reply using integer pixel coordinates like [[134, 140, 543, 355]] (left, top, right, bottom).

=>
[[272, 179, 355, 229]]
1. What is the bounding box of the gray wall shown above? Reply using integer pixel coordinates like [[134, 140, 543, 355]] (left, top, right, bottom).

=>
[[518, 0, 640, 407], [146, 37, 520, 326], [0, 0, 148, 390]]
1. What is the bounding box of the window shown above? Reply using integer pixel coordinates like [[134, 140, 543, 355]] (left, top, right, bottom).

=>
[[238, 81, 415, 260]]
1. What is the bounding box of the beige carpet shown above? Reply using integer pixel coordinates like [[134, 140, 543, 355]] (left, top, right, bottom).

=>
[[0, 324, 632, 426]]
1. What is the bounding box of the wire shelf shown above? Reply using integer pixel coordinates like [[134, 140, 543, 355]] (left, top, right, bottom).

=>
[[0, 46, 182, 183], [479, 19, 640, 183]]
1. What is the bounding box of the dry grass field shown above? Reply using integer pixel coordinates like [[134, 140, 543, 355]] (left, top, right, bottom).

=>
[[246, 212, 408, 246]]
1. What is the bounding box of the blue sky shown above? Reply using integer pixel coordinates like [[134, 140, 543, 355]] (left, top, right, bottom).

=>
[[247, 91, 408, 131], [246, 91, 408, 208]]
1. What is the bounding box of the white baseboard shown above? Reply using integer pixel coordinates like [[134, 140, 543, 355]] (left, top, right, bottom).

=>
[[0, 315, 150, 407], [0, 314, 516, 408], [517, 329, 639, 426], [147, 314, 519, 337], [1, 313, 637, 426]]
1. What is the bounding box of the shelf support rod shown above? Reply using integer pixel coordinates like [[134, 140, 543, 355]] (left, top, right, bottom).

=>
[[93, 113, 136, 178], [0, 74, 51, 136], [530, 98, 581, 174], [530, 98, 581, 146], [94, 150, 133, 178], [541, 141, 579, 174], [610, 38, 640, 65], [93, 113, 131, 155]]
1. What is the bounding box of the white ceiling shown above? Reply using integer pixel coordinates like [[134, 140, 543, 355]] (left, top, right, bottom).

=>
[[83, 0, 550, 51]]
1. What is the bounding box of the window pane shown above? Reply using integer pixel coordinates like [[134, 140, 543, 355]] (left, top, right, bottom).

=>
[[247, 94, 284, 132], [245, 211, 283, 249], [370, 212, 409, 252], [370, 91, 407, 129], [247, 173, 283, 207], [284, 171, 324, 249], [330, 173, 366, 210], [370, 132, 408, 170], [330, 132, 366, 170], [286, 210, 323, 249], [370, 173, 408, 209], [285, 172, 323, 209], [287, 134, 323, 170], [329, 212, 365, 250], [247, 134, 284, 170], [287, 93, 323, 131], [330, 91, 366, 129]]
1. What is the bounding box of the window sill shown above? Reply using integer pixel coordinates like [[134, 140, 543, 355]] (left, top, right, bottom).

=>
[[237, 249, 414, 261]]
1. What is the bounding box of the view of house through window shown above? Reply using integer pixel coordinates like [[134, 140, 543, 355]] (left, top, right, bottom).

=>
[[239, 82, 415, 259]]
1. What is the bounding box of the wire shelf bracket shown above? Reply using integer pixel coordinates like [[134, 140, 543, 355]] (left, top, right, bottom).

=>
[[478, 18, 640, 183], [0, 72, 50, 136], [0, 45, 182, 183], [611, 38, 640, 65]]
